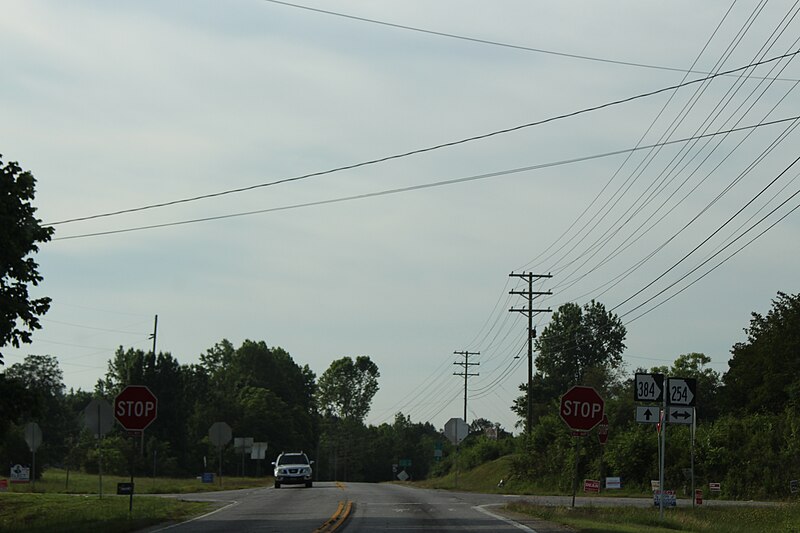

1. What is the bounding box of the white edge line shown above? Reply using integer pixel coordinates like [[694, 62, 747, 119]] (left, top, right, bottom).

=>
[[475, 504, 538, 533], [149, 499, 241, 532]]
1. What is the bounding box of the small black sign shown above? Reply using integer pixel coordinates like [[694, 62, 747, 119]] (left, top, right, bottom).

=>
[[117, 482, 134, 495]]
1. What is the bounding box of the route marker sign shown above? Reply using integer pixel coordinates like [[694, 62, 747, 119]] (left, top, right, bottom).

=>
[[667, 377, 697, 406], [636, 406, 660, 424], [560, 386, 605, 432], [634, 373, 664, 402], [114, 385, 158, 432]]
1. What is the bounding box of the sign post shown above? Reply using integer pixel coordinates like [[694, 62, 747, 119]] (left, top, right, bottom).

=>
[[84, 398, 114, 498], [559, 386, 605, 508], [209, 422, 232, 487], [114, 386, 158, 514], [23, 422, 42, 491], [444, 417, 469, 489]]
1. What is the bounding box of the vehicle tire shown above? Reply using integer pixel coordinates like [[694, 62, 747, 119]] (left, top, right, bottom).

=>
[[274, 481, 280, 489], [305, 481, 312, 488]]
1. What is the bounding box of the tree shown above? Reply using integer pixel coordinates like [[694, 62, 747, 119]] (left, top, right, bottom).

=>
[[0, 156, 54, 365], [535, 301, 626, 391], [316, 356, 380, 422], [513, 301, 626, 426], [723, 291, 800, 414]]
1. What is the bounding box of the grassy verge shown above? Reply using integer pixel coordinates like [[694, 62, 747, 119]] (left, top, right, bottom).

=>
[[0, 468, 270, 531], [0, 493, 212, 533], [5, 468, 272, 494], [413, 456, 658, 498], [505, 501, 800, 532]]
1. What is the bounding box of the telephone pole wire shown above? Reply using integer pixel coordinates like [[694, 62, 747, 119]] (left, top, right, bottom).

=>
[[509, 272, 552, 435], [453, 350, 480, 424]]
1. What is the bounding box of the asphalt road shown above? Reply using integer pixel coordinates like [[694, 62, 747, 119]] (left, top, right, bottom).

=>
[[143, 482, 779, 533]]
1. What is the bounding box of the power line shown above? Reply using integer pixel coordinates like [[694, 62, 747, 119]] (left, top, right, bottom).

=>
[[47, 50, 800, 228], [52, 116, 800, 241], [263, 0, 799, 82]]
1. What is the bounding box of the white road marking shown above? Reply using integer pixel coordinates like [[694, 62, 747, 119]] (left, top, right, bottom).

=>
[[474, 504, 538, 533]]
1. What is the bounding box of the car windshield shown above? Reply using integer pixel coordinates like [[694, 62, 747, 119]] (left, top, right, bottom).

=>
[[278, 454, 308, 465]]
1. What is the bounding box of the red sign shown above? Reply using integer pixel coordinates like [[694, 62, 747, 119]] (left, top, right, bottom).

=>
[[584, 479, 600, 493], [114, 385, 158, 431], [559, 385, 605, 432], [695, 489, 703, 505]]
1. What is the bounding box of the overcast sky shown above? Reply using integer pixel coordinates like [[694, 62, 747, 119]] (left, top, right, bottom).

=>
[[3, 1, 799, 433]]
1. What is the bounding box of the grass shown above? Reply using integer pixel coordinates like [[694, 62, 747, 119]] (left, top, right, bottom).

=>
[[6, 468, 272, 494], [0, 493, 211, 533], [506, 501, 800, 533], [0, 468, 273, 532]]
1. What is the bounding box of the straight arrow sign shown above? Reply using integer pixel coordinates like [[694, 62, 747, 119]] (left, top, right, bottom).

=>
[[636, 406, 660, 424]]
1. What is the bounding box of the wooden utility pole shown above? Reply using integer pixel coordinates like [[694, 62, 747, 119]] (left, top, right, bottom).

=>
[[453, 351, 480, 424], [509, 273, 552, 435]]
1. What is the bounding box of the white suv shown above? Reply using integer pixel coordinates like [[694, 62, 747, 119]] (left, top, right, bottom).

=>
[[272, 452, 313, 488]]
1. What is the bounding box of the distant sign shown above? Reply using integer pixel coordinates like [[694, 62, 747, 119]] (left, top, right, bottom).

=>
[[695, 489, 703, 505], [10, 465, 29, 483], [790, 480, 799, 494], [399, 459, 412, 467], [208, 422, 232, 447], [84, 398, 114, 438], [444, 418, 469, 445], [24, 423, 42, 453], [653, 490, 676, 507], [250, 442, 268, 460], [0, 479, 7, 492], [710, 482, 721, 492], [583, 479, 600, 493], [634, 373, 664, 402], [202, 473, 214, 484], [397, 470, 409, 481], [117, 482, 134, 495], [606, 477, 621, 490]]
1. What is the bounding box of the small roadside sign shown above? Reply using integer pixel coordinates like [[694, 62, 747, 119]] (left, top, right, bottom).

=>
[[667, 377, 697, 406], [584, 479, 600, 493], [117, 482, 134, 495], [790, 480, 798, 494], [636, 406, 660, 424], [0, 479, 7, 492], [397, 470, 409, 481], [667, 407, 694, 425], [695, 489, 703, 505], [709, 482, 721, 492], [202, 472, 214, 483], [606, 477, 621, 490], [10, 465, 29, 483], [653, 490, 676, 507], [399, 459, 412, 467], [634, 373, 664, 402]]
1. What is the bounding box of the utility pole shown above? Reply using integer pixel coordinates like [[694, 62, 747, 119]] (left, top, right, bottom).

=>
[[149, 315, 158, 357], [453, 351, 480, 424], [509, 272, 552, 435]]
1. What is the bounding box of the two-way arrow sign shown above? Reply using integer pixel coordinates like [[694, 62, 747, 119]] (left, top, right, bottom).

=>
[[635, 406, 660, 424], [667, 408, 694, 425]]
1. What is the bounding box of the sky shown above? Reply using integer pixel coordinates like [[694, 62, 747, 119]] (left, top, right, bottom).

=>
[[2, 0, 799, 434]]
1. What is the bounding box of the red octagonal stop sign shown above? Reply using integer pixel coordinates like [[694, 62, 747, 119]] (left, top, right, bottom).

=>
[[114, 385, 158, 431], [559, 385, 604, 432]]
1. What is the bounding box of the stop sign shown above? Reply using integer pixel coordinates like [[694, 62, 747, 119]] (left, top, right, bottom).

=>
[[559, 385, 604, 432], [114, 385, 158, 431]]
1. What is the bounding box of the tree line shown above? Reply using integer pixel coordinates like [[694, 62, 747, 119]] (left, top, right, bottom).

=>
[[509, 293, 800, 500]]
